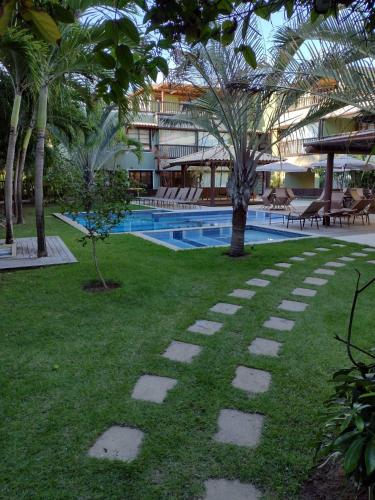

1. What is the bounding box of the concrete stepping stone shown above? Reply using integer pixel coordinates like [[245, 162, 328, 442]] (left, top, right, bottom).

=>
[[315, 247, 329, 252], [351, 252, 367, 257], [263, 316, 295, 331], [232, 366, 271, 395], [275, 262, 291, 268], [314, 268, 335, 276], [324, 261, 345, 268], [290, 256, 305, 261], [88, 426, 144, 462], [248, 337, 282, 357], [214, 409, 264, 447], [367, 260, 375, 265], [261, 268, 283, 277], [162, 341, 201, 363], [203, 479, 261, 500], [292, 287, 317, 297], [331, 243, 346, 247], [338, 256, 354, 262], [363, 247, 375, 252], [210, 303, 242, 315], [246, 278, 270, 287], [304, 277, 328, 286], [229, 289, 256, 300], [278, 299, 308, 312], [303, 251, 317, 256], [188, 320, 223, 335], [131, 375, 177, 403]]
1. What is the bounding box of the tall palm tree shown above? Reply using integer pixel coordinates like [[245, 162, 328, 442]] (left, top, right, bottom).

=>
[[0, 29, 43, 243], [169, 28, 315, 257]]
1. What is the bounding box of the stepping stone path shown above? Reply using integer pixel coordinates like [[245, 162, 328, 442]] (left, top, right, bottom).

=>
[[324, 261, 345, 268], [278, 299, 308, 312], [261, 268, 283, 277], [229, 289, 256, 300], [368, 260, 375, 265], [292, 287, 317, 297], [315, 247, 329, 252], [188, 320, 223, 335], [290, 256, 304, 261], [351, 252, 367, 257], [203, 479, 261, 500], [304, 277, 328, 286], [210, 303, 242, 315], [363, 248, 375, 252], [263, 316, 295, 331], [331, 243, 346, 247], [232, 366, 271, 395], [303, 251, 317, 256], [314, 268, 335, 276], [162, 341, 201, 364], [338, 256, 354, 262], [248, 337, 282, 357], [275, 262, 291, 268], [88, 426, 144, 462], [246, 278, 270, 287], [214, 409, 264, 447], [131, 375, 177, 403]]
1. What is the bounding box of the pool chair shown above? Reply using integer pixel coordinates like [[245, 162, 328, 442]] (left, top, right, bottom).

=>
[[328, 198, 370, 226], [161, 187, 179, 207], [138, 186, 167, 206], [185, 187, 203, 207], [273, 188, 290, 210], [350, 188, 365, 201], [350, 198, 372, 224], [171, 187, 190, 207], [286, 200, 327, 230], [261, 188, 273, 209], [364, 199, 375, 224]]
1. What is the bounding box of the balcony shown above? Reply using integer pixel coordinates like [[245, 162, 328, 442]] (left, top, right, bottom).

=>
[[288, 94, 322, 111], [278, 137, 316, 156], [157, 144, 211, 159]]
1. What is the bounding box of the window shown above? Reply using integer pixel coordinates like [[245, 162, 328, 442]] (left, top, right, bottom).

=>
[[198, 132, 219, 147], [159, 129, 196, 145], [128, 170, 153, 189], [126, 128, 151, 150]]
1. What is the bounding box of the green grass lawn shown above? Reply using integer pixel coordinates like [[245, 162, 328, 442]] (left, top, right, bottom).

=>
[[1, 206, 375, 499]]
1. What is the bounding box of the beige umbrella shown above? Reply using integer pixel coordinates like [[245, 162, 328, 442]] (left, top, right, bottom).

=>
[[256, 161, 308, 173]]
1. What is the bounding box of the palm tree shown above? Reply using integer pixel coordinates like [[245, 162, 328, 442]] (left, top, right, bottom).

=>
[[0, 29, 43, 243], [169, 28, 315, 257]]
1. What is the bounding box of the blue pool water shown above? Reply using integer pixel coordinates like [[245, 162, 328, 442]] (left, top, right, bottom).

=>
[[64, 209, 308, 249], [67, 209, 285, 233], [142, 225, 307, 249]]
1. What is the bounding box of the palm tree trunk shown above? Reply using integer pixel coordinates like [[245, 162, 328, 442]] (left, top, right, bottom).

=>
[[13, 146, 21, 221], [34, 84, 48, 257], [229, 200, 248, 257], [4, 92, 22, 244], [16, 115, 35, 225]]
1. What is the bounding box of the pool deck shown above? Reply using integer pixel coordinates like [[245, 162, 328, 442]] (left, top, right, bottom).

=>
[[0, 236, 77, 271]]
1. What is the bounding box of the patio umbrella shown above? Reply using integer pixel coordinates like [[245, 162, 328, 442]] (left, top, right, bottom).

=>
[[256, 161, 308, 173], [310, 155, 375, 172]]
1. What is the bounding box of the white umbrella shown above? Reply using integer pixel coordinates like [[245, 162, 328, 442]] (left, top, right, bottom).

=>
[[256, 161, 308, 173], [310, 155, 375, 171]]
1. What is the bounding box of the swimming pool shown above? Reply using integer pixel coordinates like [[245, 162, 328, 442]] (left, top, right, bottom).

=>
[[64, 208, 285, 233], [60, 208, 309, 250], [139, 224, 307, 249]]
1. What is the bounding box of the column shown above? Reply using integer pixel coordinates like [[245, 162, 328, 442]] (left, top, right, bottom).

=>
[[210, 164, 216, 206], [323, 151, 334, 226]]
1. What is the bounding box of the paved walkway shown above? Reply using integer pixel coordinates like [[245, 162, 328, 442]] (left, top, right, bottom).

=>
[[87, 241, 375, 498]]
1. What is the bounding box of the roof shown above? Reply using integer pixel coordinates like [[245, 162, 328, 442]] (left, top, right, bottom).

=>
[[165, 145, 279, 168], [304, 130, 375, 154]]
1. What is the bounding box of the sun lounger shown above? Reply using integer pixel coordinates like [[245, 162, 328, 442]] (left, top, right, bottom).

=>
[[138, 186, 168, 206], [273, 188, 290, 210], [286, 201, 327, 229], [185, 187, 203, 207], [328, 198, 371, 226], [261, 188, 273, 209]]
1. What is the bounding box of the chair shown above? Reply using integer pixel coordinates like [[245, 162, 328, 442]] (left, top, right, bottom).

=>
[[364, 199, 375, 224], [330, 191, 345, 210], [172, 187, 190, 207], [261, 188, 273, 209], [185, 187, 203, 207], [273, 188, 290, 210], [286, 201, 327, 230], [328, 198, 370, 226], [138, 186, 167, 206], [350, 188, 365, 201]]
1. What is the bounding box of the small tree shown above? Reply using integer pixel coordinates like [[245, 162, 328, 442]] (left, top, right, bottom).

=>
[[65, 170, 131, 289]]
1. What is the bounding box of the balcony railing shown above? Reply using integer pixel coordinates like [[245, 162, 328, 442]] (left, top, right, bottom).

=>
[[136, 100, 187, 114], [157, 144, 211, 159], [278, 137, 316, 156], [288, 94, 322, 111]]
